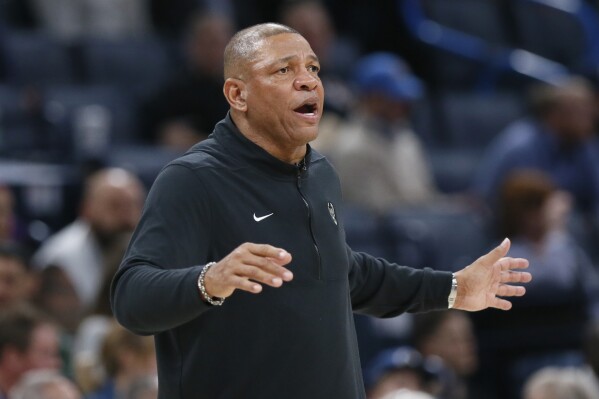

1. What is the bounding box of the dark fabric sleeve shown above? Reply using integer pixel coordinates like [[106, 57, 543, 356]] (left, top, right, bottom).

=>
[[347, 246, 452, 317], [110, 164, 214, 335]]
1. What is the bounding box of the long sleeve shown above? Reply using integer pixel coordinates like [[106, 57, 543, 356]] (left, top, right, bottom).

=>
[[110, 163, 214, 335], [347, 246, 452, 317]]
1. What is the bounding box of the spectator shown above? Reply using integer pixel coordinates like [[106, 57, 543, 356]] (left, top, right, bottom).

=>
[[365, 346, 445, 399], [380, 389, 435, 399], [31, 168, 145, 332], [85, 322, 156, 399], [141, 11, 234, 151], [0, 186, 16, 245], [278, 0, 358, 115], [328, 52, 440, 213], [523, 366, 599, 399], [474, 170, 599, 399], [0, 244, 34, 309], [0, 305, 62, 398], [472, 77, 599, 213], [583, 321, 599, 391], [411, 310, 478, 399], [10, 369, 81, 399]]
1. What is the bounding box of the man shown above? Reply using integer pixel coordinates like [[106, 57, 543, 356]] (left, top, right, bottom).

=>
[[0, 305, 62, 399], [471, 77, 599, 213], [10, 369, 81, 399], [111, 23, 531, 398], [328, 52, 440, 212], [33, 168, 145, 330], [0, 244, 33, 309]]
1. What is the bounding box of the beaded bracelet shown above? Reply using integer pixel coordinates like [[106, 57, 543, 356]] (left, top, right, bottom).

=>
[[197, 262, 225, 306]]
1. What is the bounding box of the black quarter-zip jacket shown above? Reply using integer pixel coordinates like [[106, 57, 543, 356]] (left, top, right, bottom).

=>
[[111, 114, 452, 399]]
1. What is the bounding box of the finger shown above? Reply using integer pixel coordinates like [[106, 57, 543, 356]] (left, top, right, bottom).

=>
[[244, 243, 292, 265], [228, 275, 263, 294], [497, 284, 526, 297], [481, 238, 511, 266], [497, 257, 529, 271], [243, 254, 293, 281], [235, 265, 285, 288], [490, 297, 513, 311], [500, 270, 532, 284]]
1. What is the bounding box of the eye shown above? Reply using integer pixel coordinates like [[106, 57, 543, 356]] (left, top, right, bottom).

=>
[[308, 65, 320, 73], [278, 67, 289, 74]]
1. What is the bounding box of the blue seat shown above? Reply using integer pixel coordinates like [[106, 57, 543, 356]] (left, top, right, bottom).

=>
[[1, 31, 74, 86], [512, 0, 599, 74], [428, 148, 483, 193], [386, 204, 491, 271], [342, 206, 389, 259], [80, 37, 174, 99], [104, 144, 182, 187], [0, 85, 45, 159], [438, 91, 525, 149], [42, 85, 137, 160]]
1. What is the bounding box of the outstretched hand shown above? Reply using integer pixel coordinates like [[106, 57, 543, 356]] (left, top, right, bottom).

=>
[[203, 243, 293, 298], [453, 238, 532, 311]]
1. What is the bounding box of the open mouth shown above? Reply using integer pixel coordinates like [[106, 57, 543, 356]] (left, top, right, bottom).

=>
[[294, 103, 318, 115]]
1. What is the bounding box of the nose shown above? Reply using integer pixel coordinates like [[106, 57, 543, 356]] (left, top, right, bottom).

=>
[[294, 69, 319, 91]]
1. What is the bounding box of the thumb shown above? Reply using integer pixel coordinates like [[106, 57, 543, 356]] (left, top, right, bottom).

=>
[[484, 237, 511, 265]]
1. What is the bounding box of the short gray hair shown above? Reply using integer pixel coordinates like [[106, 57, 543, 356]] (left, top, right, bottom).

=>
[[223, 23, 299, 79]]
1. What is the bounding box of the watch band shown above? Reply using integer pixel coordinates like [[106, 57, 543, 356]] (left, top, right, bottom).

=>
[[448, 273, 458, 309]]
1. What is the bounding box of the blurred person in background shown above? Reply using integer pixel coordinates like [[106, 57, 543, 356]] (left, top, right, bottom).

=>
[[141, 11, 234, 151], [328, 52, 441, 213], [411, 311, 478, 399], [85, 322, 156, 399], [582, 321, 599, 392], [474, 170, 599, 399], [10, 369, 81, 399], [380, 389, 435, 399], [472, 77, 599, 214], [0, 186, 18, 246], [523, 366, 599, 399], [31, 168, 145, 333], [0, 305, 62, 399], [364, 346, 446, 399], [0, 244, 34, 310], [278, 0, 358, 117]]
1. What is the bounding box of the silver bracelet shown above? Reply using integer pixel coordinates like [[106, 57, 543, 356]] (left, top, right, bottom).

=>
[[197, 262, 225, 306], [448, 273, 458, 309]]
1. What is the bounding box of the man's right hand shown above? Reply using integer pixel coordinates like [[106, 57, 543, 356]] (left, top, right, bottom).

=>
[[203, 243, 293, 298]]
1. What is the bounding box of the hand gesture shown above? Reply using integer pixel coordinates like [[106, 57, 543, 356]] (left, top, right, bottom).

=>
[[203, 243, 293, 298], [453, 238, 532, 311]]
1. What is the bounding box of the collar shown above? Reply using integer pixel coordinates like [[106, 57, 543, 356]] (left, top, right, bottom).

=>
[[210, 112, 312, 178]]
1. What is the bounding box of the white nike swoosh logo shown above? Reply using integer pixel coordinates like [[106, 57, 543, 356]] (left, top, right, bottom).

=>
[[253, 212, 274, 222]]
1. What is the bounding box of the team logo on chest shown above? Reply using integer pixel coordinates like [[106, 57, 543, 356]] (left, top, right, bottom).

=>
[[327, 202, 338, 225]]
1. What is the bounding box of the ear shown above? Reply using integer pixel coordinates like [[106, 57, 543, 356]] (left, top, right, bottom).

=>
[[223, 78, 248, 112]]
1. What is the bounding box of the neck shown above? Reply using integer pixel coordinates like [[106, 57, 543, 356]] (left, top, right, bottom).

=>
[[231, 113, 307, 164]]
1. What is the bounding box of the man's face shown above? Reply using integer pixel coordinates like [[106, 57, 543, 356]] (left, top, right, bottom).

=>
[[243, 33, 324, 150], [0, 256, 30, 308], [25, 324, 62, 371]]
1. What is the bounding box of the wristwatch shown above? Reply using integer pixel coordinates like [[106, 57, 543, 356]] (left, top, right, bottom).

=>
[[448, 273, 458, 309]]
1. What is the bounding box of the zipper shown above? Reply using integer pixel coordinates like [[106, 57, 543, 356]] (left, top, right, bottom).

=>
[[296, 160, 322, 280]]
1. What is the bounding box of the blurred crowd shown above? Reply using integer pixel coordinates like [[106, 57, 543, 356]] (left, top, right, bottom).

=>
[[2, 0, 599, 398]]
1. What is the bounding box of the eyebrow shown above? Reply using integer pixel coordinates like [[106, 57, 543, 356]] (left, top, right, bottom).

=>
[[276, 54, 320, 65]]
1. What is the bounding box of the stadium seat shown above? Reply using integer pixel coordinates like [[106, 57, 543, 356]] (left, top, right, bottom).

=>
[[80, 37, 174, 99], [437, 91, 526, 149], [1, 30, 74, 86], [42, 85, 137, 160], [511, 0, 599, 74], [386, 204, 491, 271]]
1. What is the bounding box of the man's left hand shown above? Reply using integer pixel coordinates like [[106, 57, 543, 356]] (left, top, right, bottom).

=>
[[453, 238, 532, 311]]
